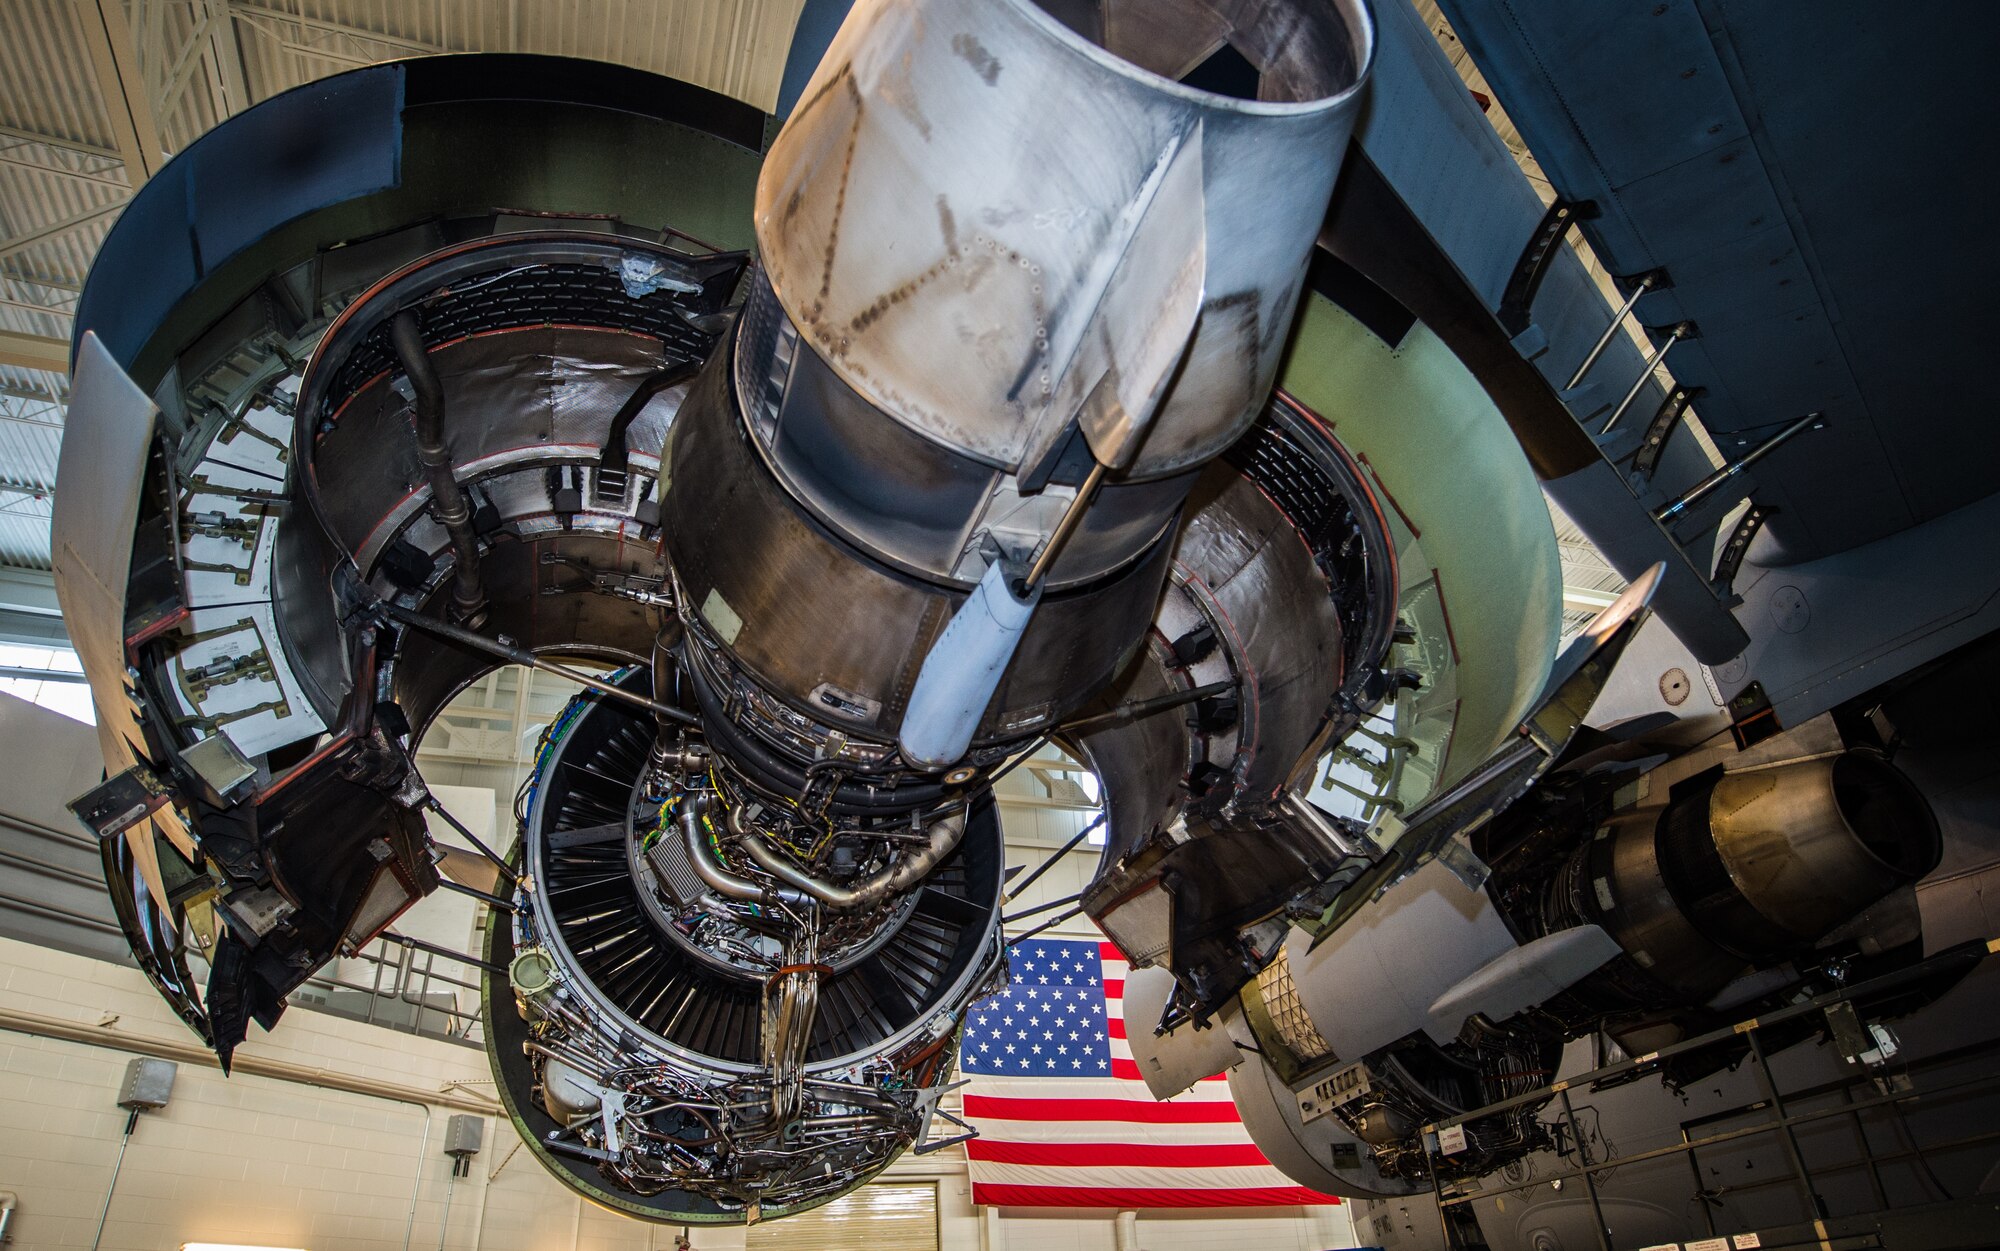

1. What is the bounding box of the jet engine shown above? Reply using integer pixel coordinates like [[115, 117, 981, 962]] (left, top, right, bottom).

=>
[[56, 0, 1393, 1225], [1136, 719, 1945, 1200]]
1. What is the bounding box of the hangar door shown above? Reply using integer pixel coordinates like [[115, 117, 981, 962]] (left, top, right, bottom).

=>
[[745, 1182, 939, 1250]]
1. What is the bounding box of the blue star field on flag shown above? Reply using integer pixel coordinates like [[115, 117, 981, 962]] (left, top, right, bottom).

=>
[[960, 937, 1113, 1076]]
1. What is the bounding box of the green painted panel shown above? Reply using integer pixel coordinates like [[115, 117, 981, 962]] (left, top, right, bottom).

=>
[[1278, 293, 1562, 787]]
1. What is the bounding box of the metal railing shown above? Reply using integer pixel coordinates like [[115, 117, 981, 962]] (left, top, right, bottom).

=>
[[1416, 937, 2000, 1251], [287, 930, 488, 1048]]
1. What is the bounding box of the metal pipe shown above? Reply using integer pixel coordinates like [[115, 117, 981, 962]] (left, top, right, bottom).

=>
[[1003, 813, 1105, 904], [0, 663, 87, 682], [432, 875, 517, 913], [0, 1004, 499, 1113], [1564, 273, 1655, 390], [681, 796, 812, 909], [1007, 905, 1085, 946], [384, 929, 507, 977], [402, 1103, 434, 1251], [435, 1169, 454, 1251], [1060, 680, 1234, 733], [1599, 321, 1688, 434], [423, 795, 520, 887], [602, 360, 699, 469], [1424, 1142, 1455, 1250], [763, 958, 823, 1124], [1004, 891, 1084, 924], [649, 622, 692, 772], [1023, 459, 1107, 591], [1558, 1086, 1613, 1251], [1680, 1121, 1717, 1238], [735, 806, 968, 912], [88, 1109, 138, 1251], [1654, 410, 1824, 525], [380, 600, 698, 726], [0, 1189, 15, 1246], [1747, 1027, 1827, 1221], [390, 311, 487, 625]]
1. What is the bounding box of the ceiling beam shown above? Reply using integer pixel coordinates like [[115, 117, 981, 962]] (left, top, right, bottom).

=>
[[0, 383, 66, 405], [230, 1, 438, 56], [70, 0, 166, 182], [0, 125, 123, 165], [0, 150, 129, 189], [0, 202, 124, 263], [0, 295, 76, 321], [1561, 584, 1622, 613], [0, 267, 83, 295], [203, 0, 253, 117], [0, 331, 70, 375]]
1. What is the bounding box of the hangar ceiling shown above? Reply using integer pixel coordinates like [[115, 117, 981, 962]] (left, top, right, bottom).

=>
[[0, 0, 807, 575]]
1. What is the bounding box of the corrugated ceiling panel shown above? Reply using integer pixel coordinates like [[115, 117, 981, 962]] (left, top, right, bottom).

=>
[[142, 0, 230, 154], [0, 391, 63, 569], [0, 156, 127, 288], [0, 2, 119, 155], [0, 416, 61, 491], [0, 508, 56, 570], [0, 0, 819, 583], [231, 0, 806, 112]]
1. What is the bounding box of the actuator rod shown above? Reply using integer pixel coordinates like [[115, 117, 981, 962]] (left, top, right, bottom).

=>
[[380, 600, 699, 726]]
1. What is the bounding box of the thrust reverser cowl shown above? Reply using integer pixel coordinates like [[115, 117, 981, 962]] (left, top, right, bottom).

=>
[[761, 0, 1373, 476], [751, 0, 1375, 585], [673, 0, 1377, 782]]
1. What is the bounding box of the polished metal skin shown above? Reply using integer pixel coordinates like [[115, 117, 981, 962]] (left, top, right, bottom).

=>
[[1700, 750, 1940, 950], [755, 0, 1374, 526]]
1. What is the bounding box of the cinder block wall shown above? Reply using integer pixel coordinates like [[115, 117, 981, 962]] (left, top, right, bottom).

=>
[[0, 935, 1356, 1250]]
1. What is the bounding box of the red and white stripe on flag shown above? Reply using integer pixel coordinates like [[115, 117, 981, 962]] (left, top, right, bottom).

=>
[[957, 938, 1340, 1209]]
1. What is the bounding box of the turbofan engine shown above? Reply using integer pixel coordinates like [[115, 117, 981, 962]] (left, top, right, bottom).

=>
[[56, 0, 1389, 1225]]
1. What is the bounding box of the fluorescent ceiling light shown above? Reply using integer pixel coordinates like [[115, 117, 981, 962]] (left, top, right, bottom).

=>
[[181, 1244, 309, 1251]]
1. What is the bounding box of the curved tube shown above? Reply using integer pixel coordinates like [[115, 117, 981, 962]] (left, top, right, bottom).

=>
[[680, 796, 811, 909], [390, 311, 487, 624], [735, 806, 968, 912]]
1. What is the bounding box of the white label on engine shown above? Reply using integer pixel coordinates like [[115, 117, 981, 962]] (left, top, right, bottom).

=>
[[1437, 1124, 1467, 1155]]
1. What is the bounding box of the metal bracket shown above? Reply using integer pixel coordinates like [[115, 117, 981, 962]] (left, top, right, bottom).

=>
[[1497, 199, 1588, 336], [911, 1078, 979, 1155], [1728, 680, 1780, 749], [1433, 835, 1492, 891], [69, 765, 175, 840], [1712, 502, 1777, 598], [1629, 385, 1701, 484]]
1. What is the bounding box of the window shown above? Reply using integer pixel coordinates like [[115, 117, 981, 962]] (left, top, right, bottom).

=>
[[0, 641, 93, 724]]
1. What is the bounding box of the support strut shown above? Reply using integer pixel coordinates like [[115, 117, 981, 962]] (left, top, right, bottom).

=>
[[390, 311, 488, 626]]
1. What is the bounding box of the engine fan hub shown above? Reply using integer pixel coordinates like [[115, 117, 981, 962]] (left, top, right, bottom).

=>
[[496, 666, 1005, 1221]]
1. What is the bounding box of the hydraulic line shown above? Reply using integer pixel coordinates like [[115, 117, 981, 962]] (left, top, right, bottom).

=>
[[390, 311, 488, 625]]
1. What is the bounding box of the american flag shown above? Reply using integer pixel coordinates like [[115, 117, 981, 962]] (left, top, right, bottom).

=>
[[957, 936, 1342, 1208]]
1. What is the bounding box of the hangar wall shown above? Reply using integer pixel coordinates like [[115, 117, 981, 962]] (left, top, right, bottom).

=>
[[0, 937, 1357, 1249]]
